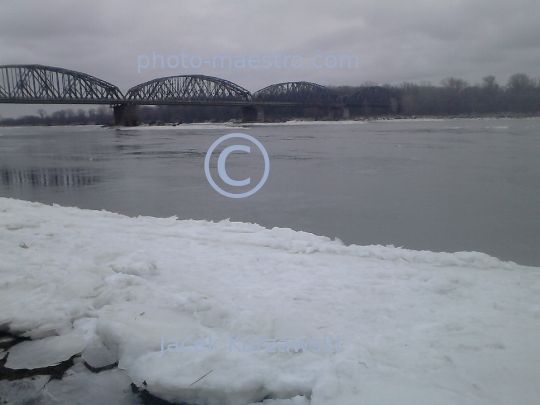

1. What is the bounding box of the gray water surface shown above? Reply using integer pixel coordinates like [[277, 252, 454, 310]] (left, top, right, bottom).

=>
[[1, 118, 539, 266]]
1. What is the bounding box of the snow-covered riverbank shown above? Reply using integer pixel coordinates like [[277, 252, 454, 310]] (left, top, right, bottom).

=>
[[1, 197, 539, 405]]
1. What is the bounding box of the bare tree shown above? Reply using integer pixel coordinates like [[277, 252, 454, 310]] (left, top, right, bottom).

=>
[[507, 73, 533, 92], [482, 75, 498, 90], [441, 77, 469, 92]]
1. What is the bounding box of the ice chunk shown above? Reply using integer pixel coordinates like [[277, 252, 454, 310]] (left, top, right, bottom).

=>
[[0, 375, 51, 405], [45, 363, 141, 405], [247, 396, 310, 405], [5, 332, 87, 369], [81, 337, 117, 369]]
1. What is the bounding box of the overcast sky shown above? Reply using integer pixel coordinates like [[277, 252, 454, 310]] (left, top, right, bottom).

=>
[[1, 0, 539, 117]]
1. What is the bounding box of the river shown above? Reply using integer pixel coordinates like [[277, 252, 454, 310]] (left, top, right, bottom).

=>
[[1, 117, 539, 266]]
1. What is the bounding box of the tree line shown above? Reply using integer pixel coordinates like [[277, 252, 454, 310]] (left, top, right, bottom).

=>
[[331, 73, 540, 116], [0, 106, 113, 126], [1, 73, 539, 126]]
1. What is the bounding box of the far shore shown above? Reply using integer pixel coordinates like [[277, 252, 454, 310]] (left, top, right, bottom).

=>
[[1, 113, 540, 128]]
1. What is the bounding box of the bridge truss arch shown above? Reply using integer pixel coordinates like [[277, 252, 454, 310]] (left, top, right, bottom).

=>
[[253, 82, 337, 105], [126, 75, 252, 105], [0, 65, 124, 104]]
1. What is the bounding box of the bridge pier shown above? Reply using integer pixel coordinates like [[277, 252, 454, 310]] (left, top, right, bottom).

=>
[[257, 107, 265, 122], [242, 105, 265, 122], [241, 105, 260, 122], [113, 103, 138, 126], [329, 106, 349, 120]]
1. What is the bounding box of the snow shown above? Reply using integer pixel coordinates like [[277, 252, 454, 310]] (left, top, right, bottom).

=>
[[121, 120, 369, 131], [118, 116, 539, 132], [1, 197, 539, 405]]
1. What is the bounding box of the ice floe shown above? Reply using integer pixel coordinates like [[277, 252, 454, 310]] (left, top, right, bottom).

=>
[[1, 197, 539, 405]]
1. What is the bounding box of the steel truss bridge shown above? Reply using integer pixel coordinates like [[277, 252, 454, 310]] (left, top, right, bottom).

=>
[[0, 64, 397, 124]]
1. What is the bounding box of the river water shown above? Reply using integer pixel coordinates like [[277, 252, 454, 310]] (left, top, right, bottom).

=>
[[1, 118, 539, 266]]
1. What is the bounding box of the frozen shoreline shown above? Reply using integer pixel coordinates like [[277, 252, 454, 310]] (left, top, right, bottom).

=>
[[1, 197, 540, 405], [1, 114, 539, 131], [118, 115, 540, 130]]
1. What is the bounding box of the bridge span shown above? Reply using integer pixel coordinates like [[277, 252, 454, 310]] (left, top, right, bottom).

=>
[[0, 65, 397, 124]]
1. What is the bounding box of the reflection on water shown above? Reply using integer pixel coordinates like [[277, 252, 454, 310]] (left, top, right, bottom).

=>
[[1, 167, 100, 189]]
